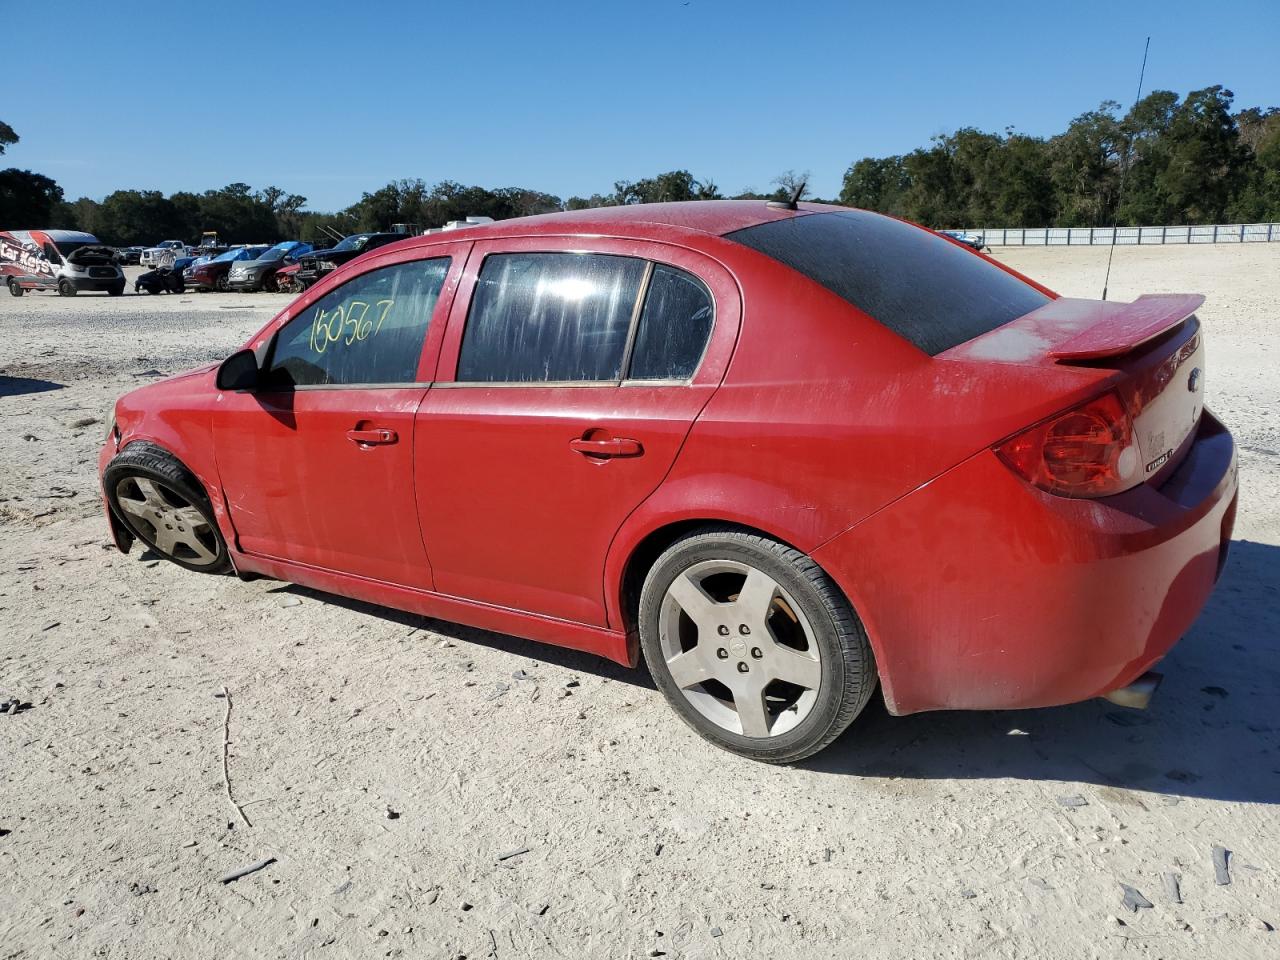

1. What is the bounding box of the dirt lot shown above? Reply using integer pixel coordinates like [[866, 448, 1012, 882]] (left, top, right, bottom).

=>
[[1, 247, 1278, 959]]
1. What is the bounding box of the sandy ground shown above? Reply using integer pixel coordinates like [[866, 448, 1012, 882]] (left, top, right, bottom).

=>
[[0, 247, 1277, 959]]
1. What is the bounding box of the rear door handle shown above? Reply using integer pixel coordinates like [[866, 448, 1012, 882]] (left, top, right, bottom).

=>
[[346, 428, 398, 446], [569, 437, 643, 458]]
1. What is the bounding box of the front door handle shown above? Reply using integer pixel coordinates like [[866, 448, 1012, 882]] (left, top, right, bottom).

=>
[[569, 437, 643, 458], [347, 428, 398, 446]]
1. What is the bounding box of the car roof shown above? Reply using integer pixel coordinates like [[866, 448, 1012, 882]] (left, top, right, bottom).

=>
[[386, 200, 836, 253], [6, 229, 101, 244]]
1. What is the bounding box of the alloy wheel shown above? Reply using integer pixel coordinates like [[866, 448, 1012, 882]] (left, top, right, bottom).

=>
[[658, 559, 822, 738], [113, 475, 222, 567]]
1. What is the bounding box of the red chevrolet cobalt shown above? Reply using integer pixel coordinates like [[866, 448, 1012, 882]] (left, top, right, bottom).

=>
[[99, 202, 1237, 762]]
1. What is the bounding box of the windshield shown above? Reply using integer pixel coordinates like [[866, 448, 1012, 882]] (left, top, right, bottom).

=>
[[331, 234, 371, 253], [212, 248, 246, 262], [258, 242, 295, 262]]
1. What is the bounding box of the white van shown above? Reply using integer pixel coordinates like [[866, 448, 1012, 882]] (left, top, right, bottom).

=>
[[1, 229, 126, 297]]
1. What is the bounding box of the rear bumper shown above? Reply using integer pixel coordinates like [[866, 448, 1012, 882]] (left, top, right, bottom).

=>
[[812, 410, 1238, 715]]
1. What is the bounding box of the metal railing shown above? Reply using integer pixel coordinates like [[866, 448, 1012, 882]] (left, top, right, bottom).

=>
[[962, 223, 1280, 246]]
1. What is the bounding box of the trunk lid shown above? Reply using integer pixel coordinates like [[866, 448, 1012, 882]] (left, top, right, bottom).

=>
[[945, 294, 1206, 487]]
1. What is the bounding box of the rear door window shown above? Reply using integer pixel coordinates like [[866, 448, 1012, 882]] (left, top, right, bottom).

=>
[[724, 210, 1049, 355], [457, 253, 647, 382], [267, 257, 449, 387], [628, 265, 714, 380]]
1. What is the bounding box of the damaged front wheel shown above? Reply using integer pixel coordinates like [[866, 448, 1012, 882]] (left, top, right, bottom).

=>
[[103, 444, 230, 574]]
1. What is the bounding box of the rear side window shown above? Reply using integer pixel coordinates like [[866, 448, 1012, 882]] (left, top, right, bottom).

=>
[[458, 253, 647, 382], [724, 210, 1049, 355], [628, 265, 715, 380], [267, 257, 449, 387]]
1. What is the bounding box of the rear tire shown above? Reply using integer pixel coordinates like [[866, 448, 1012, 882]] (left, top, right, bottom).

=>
[[7, 278, 23, 297], [639, 526, 876, 763], [57, 279, 76, 297], [103, 443, 230, 574], [108, 283, 124, 297], [215, 274, 229, 292]]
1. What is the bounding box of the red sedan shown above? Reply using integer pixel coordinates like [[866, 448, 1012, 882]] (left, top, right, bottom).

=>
[[98, 202, 1237, 762]]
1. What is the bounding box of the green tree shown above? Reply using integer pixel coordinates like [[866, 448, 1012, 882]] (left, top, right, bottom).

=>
[[0, 120, 16, 156], [194, 183, 279, 242], [1229, 107, 1280, 220], [1147, 86, 1247, 223], [92, 190, 185, 245], [840, 156, 909, 214], [1049, 103, 1124, 226], [0, 169, 65, 225], [613, 170, 720, 204]]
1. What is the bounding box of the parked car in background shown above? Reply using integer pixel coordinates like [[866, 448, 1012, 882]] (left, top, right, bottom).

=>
[[2, 229, 125, 296], [938, 230, 988, 252], [226, 241, 312, 292], [118, 246, 144, 265], [97, 201, 1237, 763], [294, 232, 405, 289], [135, 255, 195, 295], [184, 245, 269, 292], [140, 240, 191, 268]]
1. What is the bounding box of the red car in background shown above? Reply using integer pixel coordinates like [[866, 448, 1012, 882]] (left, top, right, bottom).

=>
[[97, 201, 1237, 763]]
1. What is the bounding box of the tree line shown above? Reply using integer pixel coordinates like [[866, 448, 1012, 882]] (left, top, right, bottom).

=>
[[1, 84, 1277, 246], [840, 86, 1279, 227]]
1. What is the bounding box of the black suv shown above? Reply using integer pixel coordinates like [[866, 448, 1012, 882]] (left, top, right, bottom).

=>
[[294, 232, 406, 289]]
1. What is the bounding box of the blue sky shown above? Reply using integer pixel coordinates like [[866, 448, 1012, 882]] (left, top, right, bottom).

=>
[[5, 0, 1277, 211]]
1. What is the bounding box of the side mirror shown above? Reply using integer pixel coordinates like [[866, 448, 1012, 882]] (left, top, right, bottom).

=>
[[216, 349, 260, 391]]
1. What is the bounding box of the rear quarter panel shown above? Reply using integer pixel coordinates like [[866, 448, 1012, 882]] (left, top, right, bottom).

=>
[[605, 238, 1116, 627]]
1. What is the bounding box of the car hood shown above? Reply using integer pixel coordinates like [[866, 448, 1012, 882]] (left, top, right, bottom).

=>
[[120, 363, 218, 403], [67, 245, 119, 265]]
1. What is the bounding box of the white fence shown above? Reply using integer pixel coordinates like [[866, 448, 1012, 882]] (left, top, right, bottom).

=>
[[963, 223, 1280, 246]]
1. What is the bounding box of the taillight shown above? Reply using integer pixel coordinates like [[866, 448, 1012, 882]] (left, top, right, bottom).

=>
[[995, 391, 1140, 498]]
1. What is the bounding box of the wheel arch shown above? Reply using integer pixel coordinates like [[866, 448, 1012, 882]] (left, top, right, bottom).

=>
[[607, 504, 891, 702], [110, 427, 235, 552]]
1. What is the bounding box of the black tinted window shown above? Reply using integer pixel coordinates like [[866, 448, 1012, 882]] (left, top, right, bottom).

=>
[[725, 211, 1049, 355], [628, 265, 714, 380], [268, 258, 449, 387], [458, 253, 646, 382]]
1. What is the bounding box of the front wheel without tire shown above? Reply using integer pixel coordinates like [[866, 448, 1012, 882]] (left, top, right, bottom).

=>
[[103, 444, 230, 574], [639, 527, 876, 763]]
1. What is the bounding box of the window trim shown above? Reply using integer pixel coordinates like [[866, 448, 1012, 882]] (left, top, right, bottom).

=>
[[261, 255, 452, 390], [448, 252, 715, 388]]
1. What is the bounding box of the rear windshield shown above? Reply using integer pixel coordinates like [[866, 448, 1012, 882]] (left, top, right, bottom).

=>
[[724, 210, 1050, 355]]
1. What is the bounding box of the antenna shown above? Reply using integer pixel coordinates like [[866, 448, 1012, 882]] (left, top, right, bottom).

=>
[[1101, 36, 1151, 301], [766, 179, 807, 211]]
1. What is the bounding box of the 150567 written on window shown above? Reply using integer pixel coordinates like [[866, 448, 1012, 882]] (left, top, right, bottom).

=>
[[308, 298, 397, 354], [268, 257, 450, 387]]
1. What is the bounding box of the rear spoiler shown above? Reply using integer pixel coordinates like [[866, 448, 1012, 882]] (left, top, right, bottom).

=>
[[1046, 294, 1205, 361]]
